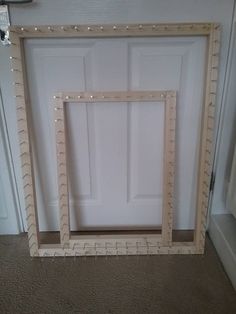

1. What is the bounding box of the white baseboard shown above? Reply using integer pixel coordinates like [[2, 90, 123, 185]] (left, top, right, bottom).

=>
[[208, 214, 236, 290]]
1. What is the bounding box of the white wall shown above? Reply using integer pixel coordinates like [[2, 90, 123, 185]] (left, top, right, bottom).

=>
[[0, 0, 235, 233], [208, 7, 236, 289], [211, 9, 236, 215]]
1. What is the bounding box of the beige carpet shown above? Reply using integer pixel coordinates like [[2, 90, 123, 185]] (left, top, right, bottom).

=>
[[0, 234, 236, 314]]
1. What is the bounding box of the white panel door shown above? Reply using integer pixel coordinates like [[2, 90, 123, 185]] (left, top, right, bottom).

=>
[[24, 36, 206, 231]]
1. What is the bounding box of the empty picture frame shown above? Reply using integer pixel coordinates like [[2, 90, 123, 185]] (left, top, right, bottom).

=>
[[53, 91, 175, 257], [9, 23, 220, 256]]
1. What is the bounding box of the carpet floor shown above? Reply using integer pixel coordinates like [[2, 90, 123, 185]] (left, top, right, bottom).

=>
[[0, 234, 236, 314]]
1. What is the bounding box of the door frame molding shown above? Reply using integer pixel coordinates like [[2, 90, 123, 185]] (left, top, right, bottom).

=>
[[0, 88, 23, 234], [9, 22, 220, 256]]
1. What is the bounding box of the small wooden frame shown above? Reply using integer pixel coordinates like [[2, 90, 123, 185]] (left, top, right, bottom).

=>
[[9, 22, 220, 256], [54, 91, 176, 253]]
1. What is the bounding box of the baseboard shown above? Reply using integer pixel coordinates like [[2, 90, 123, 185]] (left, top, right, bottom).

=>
[[208, 214, 236, 290]]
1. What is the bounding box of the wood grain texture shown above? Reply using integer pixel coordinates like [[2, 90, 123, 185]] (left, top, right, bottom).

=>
[[10, 23, 212, 38], [194, 24, 221, 253], [10, 32, 39, 256], [58, 91, 174, 102], [54, 95, 70, 246], [39, 240, 196, 257], [162, 92, 176, 246]]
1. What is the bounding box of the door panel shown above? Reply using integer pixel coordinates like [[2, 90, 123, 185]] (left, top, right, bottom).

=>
[[127, 101, 164, 204], [129, 38, 207, 228], [24, 36, 206, 231]]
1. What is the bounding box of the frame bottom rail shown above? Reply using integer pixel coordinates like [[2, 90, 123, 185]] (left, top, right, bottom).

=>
[[36, 242, 201, 257]]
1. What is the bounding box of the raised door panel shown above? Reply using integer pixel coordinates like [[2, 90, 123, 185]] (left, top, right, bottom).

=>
[[129, 37, 207, 228], [25, 39, 96, 230]]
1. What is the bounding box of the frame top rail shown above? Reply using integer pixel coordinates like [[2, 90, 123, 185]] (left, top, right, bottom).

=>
[[53, 91, 177, 102], [9, 23, 219, 39]]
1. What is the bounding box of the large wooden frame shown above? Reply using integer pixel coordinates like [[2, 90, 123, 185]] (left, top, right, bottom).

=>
[[9, 23, 220, 257]]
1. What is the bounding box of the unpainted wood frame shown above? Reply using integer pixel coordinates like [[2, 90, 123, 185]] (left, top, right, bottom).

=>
[[9, 22, 220, 256], [54, 91, 176, 253]]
